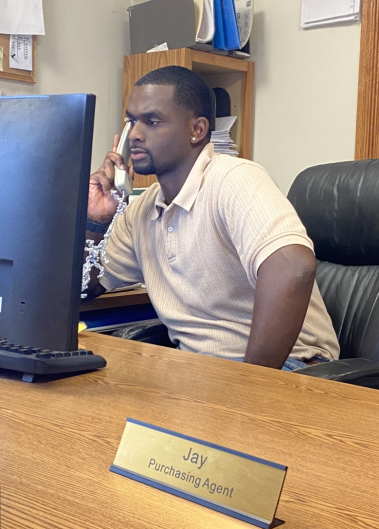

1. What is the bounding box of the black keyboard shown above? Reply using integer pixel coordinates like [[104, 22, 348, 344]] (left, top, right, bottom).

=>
[[0, 338, 106, 382]]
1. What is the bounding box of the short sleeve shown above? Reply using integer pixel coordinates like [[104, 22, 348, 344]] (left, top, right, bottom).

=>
[[216, 162, 314, 287]]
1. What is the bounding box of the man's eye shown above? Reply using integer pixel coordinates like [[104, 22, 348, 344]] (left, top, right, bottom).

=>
[[147, 120, 160, 126], [124, 118, 136, 125]]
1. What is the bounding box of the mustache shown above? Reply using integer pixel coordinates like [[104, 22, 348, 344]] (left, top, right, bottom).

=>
[[130, 144, 150, 154]]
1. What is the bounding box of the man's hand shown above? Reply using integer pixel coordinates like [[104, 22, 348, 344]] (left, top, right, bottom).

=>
[[87, 135, 127, 224], [244, 245, 316, 368]]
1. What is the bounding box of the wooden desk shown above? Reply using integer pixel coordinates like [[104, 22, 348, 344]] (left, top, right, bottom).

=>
[[80, 287, 150, 312], [1, 333, 379, 529]]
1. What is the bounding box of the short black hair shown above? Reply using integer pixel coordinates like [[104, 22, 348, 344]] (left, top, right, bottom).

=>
[[135, 66, 214, 138]]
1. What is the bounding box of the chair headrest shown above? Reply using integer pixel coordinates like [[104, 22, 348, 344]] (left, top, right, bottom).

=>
[[287, 160, 379, 265]]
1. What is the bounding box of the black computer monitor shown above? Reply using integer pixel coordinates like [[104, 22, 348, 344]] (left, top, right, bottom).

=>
[[0, 94, 95, 351]]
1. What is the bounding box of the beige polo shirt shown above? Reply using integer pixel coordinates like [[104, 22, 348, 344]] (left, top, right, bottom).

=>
[[100, 143, 340, 361]]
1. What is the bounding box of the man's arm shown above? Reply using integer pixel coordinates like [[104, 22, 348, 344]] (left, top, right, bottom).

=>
[[244, 245, 316, 368], [83, 135, 126, 300], [83, 230, 107, 299]]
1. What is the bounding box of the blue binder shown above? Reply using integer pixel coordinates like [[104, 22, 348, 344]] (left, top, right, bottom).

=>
[[213, 0, 241, 51]]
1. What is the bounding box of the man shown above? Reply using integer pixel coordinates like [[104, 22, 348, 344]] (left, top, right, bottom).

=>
[[86, 66, 339, 369]]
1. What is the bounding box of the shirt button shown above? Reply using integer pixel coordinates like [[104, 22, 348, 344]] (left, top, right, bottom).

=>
[[168, 227, 173, 232]]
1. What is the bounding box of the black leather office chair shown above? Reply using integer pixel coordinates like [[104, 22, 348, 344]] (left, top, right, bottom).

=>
[[112, 320, 176, 348], [115, 160, 379, 387], [287, 160, 379, 388]]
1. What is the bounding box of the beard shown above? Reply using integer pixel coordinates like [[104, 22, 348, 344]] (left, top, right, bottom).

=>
[[131, 151, 157, 175]]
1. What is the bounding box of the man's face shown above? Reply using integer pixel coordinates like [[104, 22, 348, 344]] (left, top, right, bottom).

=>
[[126, 84, 194, 176]]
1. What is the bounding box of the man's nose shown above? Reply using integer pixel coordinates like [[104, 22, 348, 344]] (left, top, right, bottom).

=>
[[128, 121, 144, 142]]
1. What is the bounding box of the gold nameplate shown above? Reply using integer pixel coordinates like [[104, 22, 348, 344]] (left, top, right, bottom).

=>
[[110, 419, 287, 528]]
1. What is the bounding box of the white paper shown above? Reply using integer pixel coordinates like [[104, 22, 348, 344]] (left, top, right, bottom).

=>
[[301, 0, 360, 28], [303, 13, 359, 28], [9, 35, 33, 71], [0, 0, 45, 35], [146, 42, 169, 53], [211, 116, 238, 156], [194, 0, 215, 43], [235, 0, 254, 48], [215, 116, 237, 132]]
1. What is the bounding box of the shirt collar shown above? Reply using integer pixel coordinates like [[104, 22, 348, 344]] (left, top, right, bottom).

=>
[[151, 143, 215, 220]]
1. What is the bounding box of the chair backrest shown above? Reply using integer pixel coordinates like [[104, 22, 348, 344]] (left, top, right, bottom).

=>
[[287, 160, 379, 360]]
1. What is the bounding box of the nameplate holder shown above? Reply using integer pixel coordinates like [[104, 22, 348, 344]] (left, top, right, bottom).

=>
[[110, 418, 287, 528]]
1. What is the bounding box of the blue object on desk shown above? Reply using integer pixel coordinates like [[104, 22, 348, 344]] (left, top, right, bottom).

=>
[[80, 304, 158, 330]]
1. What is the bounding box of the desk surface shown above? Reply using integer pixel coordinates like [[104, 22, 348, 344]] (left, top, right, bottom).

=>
[[80, 287, 150, 312], [1, 332, 379, 529]]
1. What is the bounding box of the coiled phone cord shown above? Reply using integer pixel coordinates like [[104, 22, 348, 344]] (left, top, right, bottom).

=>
[[81, 190, 127, 298]]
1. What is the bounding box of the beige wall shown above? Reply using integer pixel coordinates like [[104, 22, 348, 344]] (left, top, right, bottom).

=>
[[0, 0, 361, 191], [0, 0, 131, 171], [250, 0, 361, 193]]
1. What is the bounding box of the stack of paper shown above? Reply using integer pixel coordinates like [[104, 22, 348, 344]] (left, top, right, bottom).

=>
[[211, 116, 239, 157], [301, 0, 361, 28], [194, 0, 215, 43]]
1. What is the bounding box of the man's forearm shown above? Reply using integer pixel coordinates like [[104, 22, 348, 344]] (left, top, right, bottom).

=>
[[82, 229, 107, 300], [85, 272, 106, 299], [244, 245, 316, 368]]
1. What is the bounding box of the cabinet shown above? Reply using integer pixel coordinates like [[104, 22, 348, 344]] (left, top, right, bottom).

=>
[[122, 48, 254, 188]]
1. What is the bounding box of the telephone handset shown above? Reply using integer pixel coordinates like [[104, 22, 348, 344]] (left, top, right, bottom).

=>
[[114, 121, 133, 196]]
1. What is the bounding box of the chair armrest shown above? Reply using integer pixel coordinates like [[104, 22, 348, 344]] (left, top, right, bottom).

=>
[[294, 358, 379, 388], [112, 322, 176, 348]]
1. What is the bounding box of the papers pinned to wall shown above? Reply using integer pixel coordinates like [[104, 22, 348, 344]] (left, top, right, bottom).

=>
[[0, 0, 45, 35], [9, 35, 33, 70], [301, 0, 361, 28]]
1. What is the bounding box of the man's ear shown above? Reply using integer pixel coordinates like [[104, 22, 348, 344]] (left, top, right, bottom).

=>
[[190, 117, 209, 144]]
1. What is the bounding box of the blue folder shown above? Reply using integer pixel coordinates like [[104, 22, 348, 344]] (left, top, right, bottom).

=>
[[213, 0, 241, 51]]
